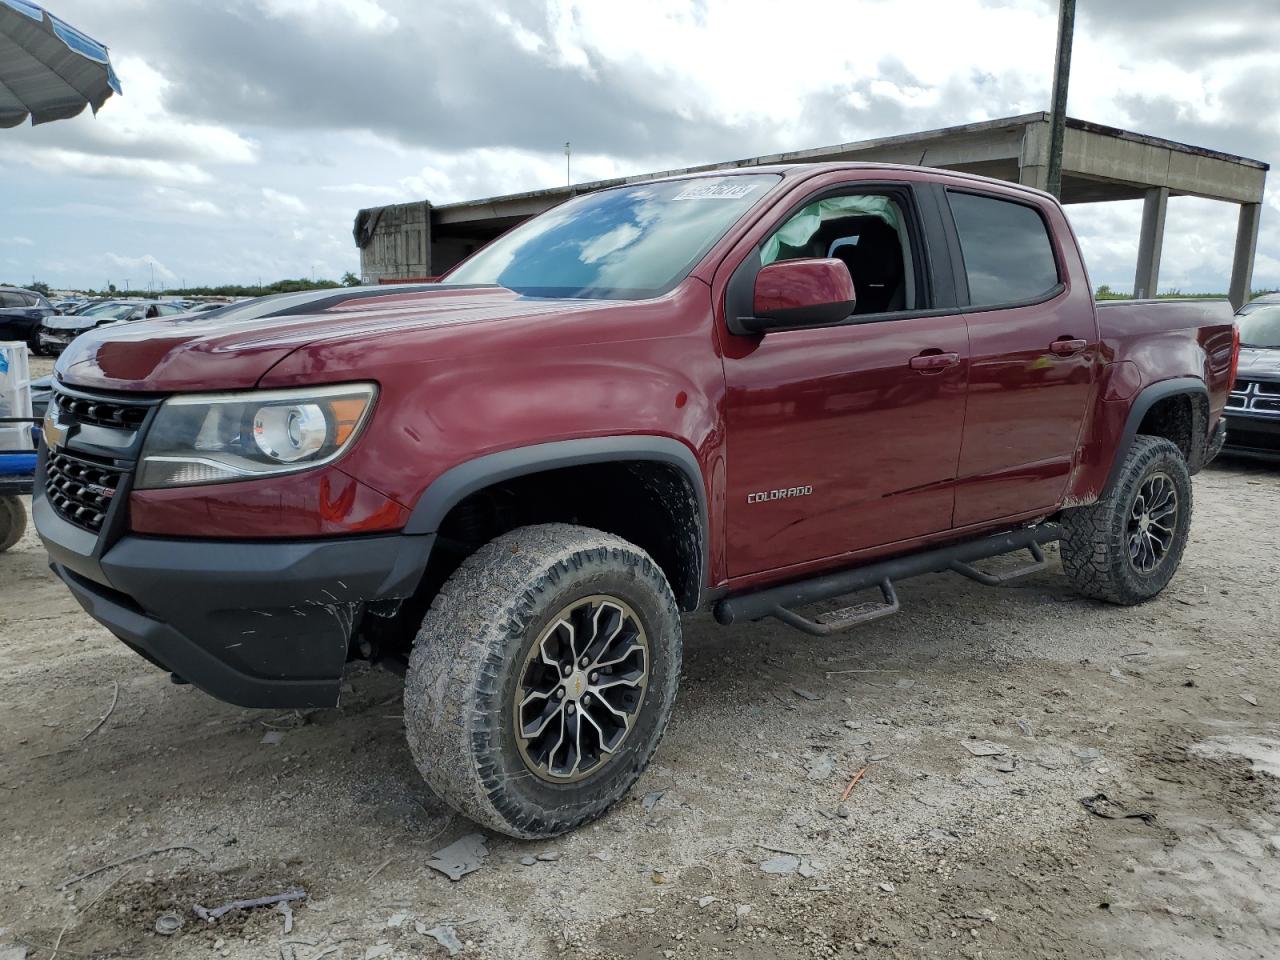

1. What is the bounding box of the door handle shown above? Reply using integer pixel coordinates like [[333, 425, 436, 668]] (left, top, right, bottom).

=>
[[909, 351, 960, 373], [1050, 337, 1087, 356]]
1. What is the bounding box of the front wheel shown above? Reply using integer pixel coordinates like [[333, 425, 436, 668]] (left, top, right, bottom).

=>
[[1060, 436, 1192, 605], [0, 495, 27, 554], [404, 523, 682, 838]]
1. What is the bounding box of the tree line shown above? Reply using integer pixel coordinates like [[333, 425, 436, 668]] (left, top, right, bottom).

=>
[[7, 273, 363, 299]]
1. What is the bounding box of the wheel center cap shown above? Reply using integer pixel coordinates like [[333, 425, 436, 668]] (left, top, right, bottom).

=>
[[565, 669, 589, 703], [1139, 514, 1151, 532]]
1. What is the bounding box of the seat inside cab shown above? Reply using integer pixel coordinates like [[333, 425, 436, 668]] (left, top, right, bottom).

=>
[[761, 195, 915, 316]]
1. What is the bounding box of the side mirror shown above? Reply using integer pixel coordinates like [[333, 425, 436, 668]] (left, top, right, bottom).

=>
[[742, 258, 856, 333]]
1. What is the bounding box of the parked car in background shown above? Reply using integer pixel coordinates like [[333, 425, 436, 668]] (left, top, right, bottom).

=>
[[66, 299, 109, 315], [30, 375, 53, 421], [0, 286, 57, 352], [1224, 294, 1280, 459], [37, 300, 188, 354]]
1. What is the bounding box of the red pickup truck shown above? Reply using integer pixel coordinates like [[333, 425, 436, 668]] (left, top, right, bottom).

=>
[[36, 164, 1237, 838]]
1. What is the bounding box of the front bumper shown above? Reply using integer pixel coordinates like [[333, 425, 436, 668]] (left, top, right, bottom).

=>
[[36, 493, 433, 708], [1221, 412, 1280, 461], [38, 330, 72, 353]]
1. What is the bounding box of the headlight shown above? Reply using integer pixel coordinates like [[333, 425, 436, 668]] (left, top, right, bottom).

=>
[[136, 383, 377, 489]]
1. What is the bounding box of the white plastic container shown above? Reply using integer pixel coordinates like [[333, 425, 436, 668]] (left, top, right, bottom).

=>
[[0, 343, 34, 451]]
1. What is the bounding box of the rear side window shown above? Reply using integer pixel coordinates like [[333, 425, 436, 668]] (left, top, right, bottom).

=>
[[948, 192, 1059, 307], [0, 292, 22, 307]]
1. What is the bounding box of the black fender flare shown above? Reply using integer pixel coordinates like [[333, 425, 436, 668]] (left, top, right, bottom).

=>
[[404, 435, 709, 599], [1103, 376, 1209, 496]]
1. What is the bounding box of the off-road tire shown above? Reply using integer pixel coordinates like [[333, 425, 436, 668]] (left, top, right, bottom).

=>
[[1060, 436, 1192, 605], [0, 495, 27, 553], [404, 523, 682, 839]]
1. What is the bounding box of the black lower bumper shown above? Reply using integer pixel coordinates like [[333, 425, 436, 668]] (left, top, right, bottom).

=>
[[1222, 413, 1280, 461], [36, 495, 434, 708]]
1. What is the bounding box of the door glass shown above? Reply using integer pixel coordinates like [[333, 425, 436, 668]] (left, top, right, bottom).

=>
[[761, 194, 915, 314], [948, 192, 1059, 306]]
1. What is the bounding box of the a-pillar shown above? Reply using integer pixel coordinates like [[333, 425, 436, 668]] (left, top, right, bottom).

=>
[[1132, 187, 1168, 300], [1229, 202, 1262, 311]]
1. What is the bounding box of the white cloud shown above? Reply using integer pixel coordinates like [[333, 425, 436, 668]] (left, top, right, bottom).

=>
[[0, 237, 35, 246], [13, 147, 213, 184], [397, 146, 633, 204], [257, 0, 398, 32], [104, 253, 179, 287], [94, 57, 257, 165], [262, 187, 308, 214], [320, 182, 406, 199]]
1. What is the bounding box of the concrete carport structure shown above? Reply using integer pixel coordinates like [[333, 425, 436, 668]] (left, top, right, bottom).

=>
[[354, 112, 1268, 308]]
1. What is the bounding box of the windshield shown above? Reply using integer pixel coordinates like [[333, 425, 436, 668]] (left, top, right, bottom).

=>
[[446, 174, 780, 299], [1238, 305, 1280, 348], [89, 304, 137, 321], [80, 301, 128, 316]]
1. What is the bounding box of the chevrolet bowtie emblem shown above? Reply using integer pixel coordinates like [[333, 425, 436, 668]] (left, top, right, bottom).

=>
[[42, 412, 69, 450]]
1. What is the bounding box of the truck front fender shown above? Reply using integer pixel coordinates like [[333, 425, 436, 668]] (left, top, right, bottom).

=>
[[403, 435, 709, 604]]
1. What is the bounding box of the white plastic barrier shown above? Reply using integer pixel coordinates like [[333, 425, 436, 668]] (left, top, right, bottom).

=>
[[0, 343, 34, 451]]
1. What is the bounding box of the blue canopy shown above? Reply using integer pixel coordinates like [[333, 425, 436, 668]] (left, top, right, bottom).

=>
[[0, 0, 120, 127]]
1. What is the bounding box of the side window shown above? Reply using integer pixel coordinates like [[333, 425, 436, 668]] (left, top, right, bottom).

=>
[[947, 192, 1059, 307], [761, 193, 917, 315], [0, 292, 22, 308]]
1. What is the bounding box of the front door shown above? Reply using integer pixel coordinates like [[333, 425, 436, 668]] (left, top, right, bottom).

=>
[[721, 182, 969, 579]]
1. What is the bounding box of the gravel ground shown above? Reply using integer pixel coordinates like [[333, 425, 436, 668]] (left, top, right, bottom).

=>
[[2, 365, 1278, 959]]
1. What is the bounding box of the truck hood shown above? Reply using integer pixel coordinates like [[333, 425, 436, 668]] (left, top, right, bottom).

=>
[[1237, 345, 1280, 379], [53, 287, 601, 393]]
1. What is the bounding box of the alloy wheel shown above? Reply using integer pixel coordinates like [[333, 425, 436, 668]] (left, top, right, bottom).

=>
[[1127, 471, 1178, 574], [513, 595, 649, 783]]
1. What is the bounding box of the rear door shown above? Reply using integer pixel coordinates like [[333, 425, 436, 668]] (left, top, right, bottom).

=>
[[719, 175, 970, 578], [943, 188, 1099, 525]]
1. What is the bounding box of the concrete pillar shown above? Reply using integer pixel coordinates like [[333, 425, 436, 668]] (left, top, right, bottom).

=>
[[1018, 122, 1050, 192], [1133, 187, 1168, 300], [1229, 202, 1262, 311]]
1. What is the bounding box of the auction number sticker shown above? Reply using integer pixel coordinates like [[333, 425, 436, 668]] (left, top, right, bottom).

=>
[[671, 180, 760, 200]]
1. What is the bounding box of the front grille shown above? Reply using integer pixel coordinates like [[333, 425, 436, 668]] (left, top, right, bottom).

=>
[[1228, 380, 1280, 418], [44, 450, 127, 532], [54, 391, 149, 430]]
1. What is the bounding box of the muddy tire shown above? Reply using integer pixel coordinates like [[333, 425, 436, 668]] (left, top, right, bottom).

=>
[[1060, 436, 1192, 605], [404, 523, 682, 839], [0, 496, 27, 554]]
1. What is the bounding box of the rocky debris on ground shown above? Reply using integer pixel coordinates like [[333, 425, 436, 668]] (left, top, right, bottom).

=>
[[425, 834, 489, 881], [961, 740, 1008, 757]]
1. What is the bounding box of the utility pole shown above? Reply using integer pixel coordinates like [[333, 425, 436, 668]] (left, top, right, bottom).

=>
[[1045, 0, 1076, 200], [565, 141, 571, 186]]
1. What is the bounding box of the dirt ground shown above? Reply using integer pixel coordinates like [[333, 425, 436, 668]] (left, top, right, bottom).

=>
[[3, 360, 1278, 959]]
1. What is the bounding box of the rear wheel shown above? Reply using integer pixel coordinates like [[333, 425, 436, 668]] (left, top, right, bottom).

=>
[[1060, 436, 1192, 605], [0, 496, 27, 554], [403, 523, 682, 838]]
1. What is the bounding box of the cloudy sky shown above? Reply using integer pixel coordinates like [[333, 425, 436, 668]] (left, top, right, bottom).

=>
[[0, 0, 1276, 294]]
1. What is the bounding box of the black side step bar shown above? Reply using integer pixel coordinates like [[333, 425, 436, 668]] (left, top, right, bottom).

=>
[[949, 542, 1048, 585], [713, 523, 1062, 629], [771, 577, 900, 637]]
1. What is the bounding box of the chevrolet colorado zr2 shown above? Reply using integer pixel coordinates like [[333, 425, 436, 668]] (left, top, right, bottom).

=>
[[34, 164, 1237, 838]]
